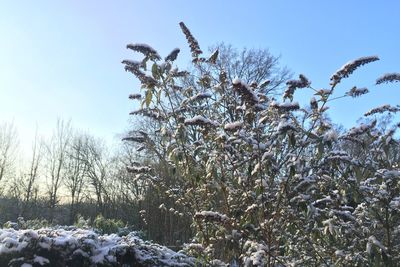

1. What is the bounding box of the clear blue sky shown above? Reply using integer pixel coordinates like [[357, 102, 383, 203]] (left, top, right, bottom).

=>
[[1, 1, 399, 150]]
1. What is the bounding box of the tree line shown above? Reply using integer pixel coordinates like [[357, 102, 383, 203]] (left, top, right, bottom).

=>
[[0, 119, 192, 246]]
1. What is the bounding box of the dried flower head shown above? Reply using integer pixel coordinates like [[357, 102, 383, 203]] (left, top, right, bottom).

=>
[[121, 60, 144, 69], [346, 86, 369, 98], [270, 101, 300, 112], [232, 78, 259, 106], [310, 97, 318, 112], [183, 91, 212, 105], [364, 104, 400, 116], [179, 22, 202, 58], [330, 56, 379, 86], [339, 135, 364, 145], [170, 68, 190, 77], [128, 94, 141, 100], [249, 81, 258, 88], [287, 74, 311, 88], [376, 73, 400, 85], [277, 120, 297, 133], [165, 48, 180, 62], [198, 75, 211, 87], [224, 121, 243, 132], [323, 129, 338, 142], [208, 49, 219, 64], [123, 63, 158, 87], [126, 165, 152, 174], [259, 79, 271, 88], [194, 211, 230, 224], [314, 89, 333, 97], [184, 115, 219, 127], [219, 70, 228, 84], [126, 43, 161, 60], [284, 74, 311, 100], [122, 136, 146, 143], [347, 120, 377, 137], [129, 108, 165, 121]]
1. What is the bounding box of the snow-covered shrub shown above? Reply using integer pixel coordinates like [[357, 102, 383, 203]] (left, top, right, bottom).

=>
[[122, 22, 400, 266], [3, 217, 49, 231], [0, 228, 195, 266]]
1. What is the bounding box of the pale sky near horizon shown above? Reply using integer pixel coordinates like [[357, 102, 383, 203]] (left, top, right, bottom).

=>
[[1, 1, 399, 153]]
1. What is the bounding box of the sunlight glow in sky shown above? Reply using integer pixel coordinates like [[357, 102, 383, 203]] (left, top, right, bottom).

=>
[[1, 0, 399, 152]]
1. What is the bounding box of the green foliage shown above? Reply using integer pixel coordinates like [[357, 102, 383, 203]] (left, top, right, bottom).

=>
[[23, 218, 50, 229], [2, 221, 19, 230], [74, 214, 91, 229], [93, 214, 124, 234], [3, 217, 49, 230]]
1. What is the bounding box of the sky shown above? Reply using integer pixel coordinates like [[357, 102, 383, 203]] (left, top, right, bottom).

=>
[[0, 0, 399, 153]]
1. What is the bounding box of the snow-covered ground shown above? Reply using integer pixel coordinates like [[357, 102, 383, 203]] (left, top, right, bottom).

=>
[[0, 228, 195, 266]]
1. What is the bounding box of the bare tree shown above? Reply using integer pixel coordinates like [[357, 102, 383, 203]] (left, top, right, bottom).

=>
[[0, 122, 19, 187], [45, 120, 71, 221], [78, 136, 110, 215], [209, 43, 292, 94], [21, 128, 43, 216], [64, 133, 89, 224]]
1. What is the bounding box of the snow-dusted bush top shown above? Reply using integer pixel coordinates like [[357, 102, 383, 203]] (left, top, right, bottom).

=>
[[0, 228, 194, 266]]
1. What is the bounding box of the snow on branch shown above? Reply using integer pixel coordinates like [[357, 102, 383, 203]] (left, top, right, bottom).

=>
[[346, 86, 369, 98], [179, 22, 202, 59], [224, 121, 243, 131], [367, 236, 387, 254], [129, 108, 165, 120], [276, 119, 297, 133], [128, 93, 141, 100], [284, 74, 311, 100], [194, 211, 230, 224], [184, 115, 219, 127], [165, 48, 180, 62], [376, 72, 400, 84], [126, 43, 161, 60], [346, 120, 376, 137], [364, 104, 400, 116], [270, 101, 300, 112], [121, 59, 143, 69], [182, 91, 212, 105], [330, 56, 379, 86], [126, 165, 152, 174], [207, 49, 219, 64], [122, 136, 146, 143], [232, 78, 259, 106], [123, 63, 158, 87]]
